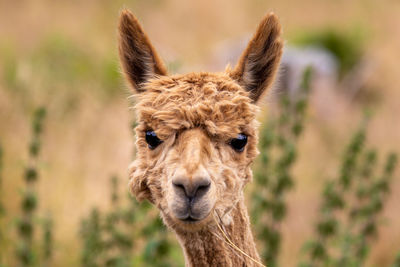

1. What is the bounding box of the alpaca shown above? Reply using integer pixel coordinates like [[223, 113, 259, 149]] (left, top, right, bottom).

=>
[[119, 9, 283, 266]]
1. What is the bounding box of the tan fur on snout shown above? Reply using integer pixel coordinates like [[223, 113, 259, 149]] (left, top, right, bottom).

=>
[[121, 9, 283, 266], [166, 129, 216, 228]]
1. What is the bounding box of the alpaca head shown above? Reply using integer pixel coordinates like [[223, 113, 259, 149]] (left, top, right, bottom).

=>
[[119, 10, 283, 232]]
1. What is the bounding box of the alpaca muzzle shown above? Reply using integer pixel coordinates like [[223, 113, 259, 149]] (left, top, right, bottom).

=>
[[170, 174, 214, 223]]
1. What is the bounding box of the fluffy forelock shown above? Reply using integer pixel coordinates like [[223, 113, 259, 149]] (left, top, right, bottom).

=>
[[134, 72, 260, 140]]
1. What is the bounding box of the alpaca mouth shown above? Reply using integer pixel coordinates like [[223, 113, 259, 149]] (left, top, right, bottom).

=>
[[170, 197, 214, 226], [181, 216, 199, 223]]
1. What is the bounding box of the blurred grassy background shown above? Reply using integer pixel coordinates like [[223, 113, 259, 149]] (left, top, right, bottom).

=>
[[0, 0, 399, 266]]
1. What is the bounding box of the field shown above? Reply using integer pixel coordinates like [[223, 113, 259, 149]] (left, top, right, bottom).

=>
[[0, 0, 399, 266]]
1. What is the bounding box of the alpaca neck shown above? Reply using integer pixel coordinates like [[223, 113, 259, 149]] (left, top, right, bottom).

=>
[[174, 200, 261, 267]]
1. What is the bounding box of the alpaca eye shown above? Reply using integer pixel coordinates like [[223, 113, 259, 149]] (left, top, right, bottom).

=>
[[229, 134, 248, 152], [145, 130, 163, 149]]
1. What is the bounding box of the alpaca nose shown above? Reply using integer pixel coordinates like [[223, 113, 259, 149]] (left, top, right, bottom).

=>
[[172, 176, 211, 202]]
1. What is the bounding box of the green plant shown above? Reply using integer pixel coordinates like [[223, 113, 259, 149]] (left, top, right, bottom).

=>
[[13, 107, 55, 267], [300, 119, 398, 267], [41, 215, 53, 267], [80, 208, 104, 267], [15, 107, 46, 266], [251, 67, 312, 266], [80, 176, 134, 267], [102, 176, 134, 267], [392, 251, 400, 267]]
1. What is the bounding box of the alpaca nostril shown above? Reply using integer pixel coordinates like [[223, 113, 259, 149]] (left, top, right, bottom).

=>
[[172, 177, 211, 201], [173, 182, 185, 191], [172, 180, 186, 195], [196, 181, 211, 195]]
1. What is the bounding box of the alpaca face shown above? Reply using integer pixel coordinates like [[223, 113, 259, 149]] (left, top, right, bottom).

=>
[[118, 10, 283, 232], [129, 73, 259, 230]]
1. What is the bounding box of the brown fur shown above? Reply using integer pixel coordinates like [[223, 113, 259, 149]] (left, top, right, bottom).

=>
[[119, 9, 283, 266]]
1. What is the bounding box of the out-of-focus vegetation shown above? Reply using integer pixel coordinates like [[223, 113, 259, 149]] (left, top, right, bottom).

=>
[[251, 67, 312, 267], [1, 1, 400, 266], [1, 34, 122, 115], [79, 176, 183, 267], [293, 28, 365, 76], [392, 252, 400, 267], [300, 119, 397, 267], [2, 107, 54, 267]]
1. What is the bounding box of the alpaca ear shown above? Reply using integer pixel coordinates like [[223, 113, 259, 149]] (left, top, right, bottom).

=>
[[230, 13, 283, 103], [118, 9, 167, 92]]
